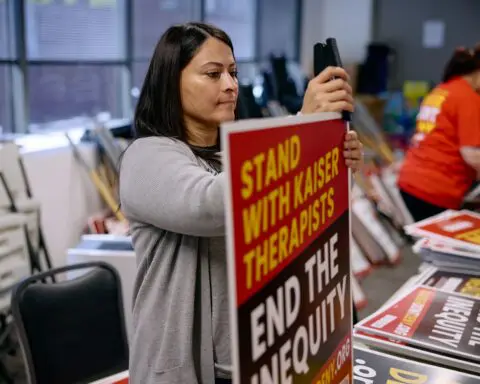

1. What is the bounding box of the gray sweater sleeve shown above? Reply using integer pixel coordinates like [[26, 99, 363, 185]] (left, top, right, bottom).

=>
[[119, 137, 226, 237]]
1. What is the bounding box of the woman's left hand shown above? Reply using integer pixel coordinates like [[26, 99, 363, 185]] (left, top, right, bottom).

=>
[[344, 131, 363, 173], [300, 67, 354, 114]]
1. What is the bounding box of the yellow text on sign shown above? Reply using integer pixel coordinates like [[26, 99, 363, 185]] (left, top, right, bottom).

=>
[[315, 360, 336, 384], [456, 228, 480, 245], [387, 368, 427, 383], [461, 278, 480, 297], [240, 134, 341, 290]]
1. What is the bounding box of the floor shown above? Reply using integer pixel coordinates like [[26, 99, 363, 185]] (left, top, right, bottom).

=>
[[2, 335, 26, 384], [2, 247, 420, 383], [358, 246, 421, 320]]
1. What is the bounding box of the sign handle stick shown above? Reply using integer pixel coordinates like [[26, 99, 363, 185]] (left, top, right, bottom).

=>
[[314, 38, 357, 328]]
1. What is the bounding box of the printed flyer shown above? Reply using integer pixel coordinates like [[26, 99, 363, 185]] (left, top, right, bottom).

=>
[[222, 113, 352, 383]]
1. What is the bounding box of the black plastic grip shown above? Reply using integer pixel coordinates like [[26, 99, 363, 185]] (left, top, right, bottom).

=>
[[326, 38, 342, 68], [313, 42, 327, 77], [326, 38, 351, 122]]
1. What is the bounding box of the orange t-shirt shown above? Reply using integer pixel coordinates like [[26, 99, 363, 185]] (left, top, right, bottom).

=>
[[398, 77, 480, 209]]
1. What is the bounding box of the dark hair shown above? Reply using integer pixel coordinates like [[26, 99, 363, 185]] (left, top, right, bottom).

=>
[[442, 45, 480, 82], [133, 22, 235, 155]]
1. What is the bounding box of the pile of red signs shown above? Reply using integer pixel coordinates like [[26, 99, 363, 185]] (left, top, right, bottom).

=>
[[408, 209, 480, 271], [349, 163, 413, 310], [353, 209, 480, 377]]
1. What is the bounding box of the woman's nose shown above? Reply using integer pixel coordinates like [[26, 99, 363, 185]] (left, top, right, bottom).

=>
[[222, 72, 237, 91]]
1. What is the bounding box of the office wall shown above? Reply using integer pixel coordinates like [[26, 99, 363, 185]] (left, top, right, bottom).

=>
[[300, 0, 373, 75], [21, 142, 103, 268], [374, 0, 480, 84]]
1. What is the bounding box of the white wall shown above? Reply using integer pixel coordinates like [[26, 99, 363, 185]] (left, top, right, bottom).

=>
[[300, 0, 374, 75], [20, 139, 104, 268]]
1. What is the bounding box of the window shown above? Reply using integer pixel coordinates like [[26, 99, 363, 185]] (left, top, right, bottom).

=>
[[23, 1, 128, 130], [28, 65, 124, 125], [0, 0, 15, 58], [2, 0, 303, 133], [0, 65, 12, 133], [130, 61, 149, 107], [258, 0, 298, 59], [132, 61, 149, 91], [133, 0, 201, 60], [25, 0, 126, 60], [205, 0, 256, 61], [236, 62, 262, 85]]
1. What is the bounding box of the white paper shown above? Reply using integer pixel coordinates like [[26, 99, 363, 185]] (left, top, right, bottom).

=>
[[423, 20, 445, 48]]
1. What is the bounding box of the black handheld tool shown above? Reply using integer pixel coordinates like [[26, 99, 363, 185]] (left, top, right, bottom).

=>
[[313, 37, 352, 122]]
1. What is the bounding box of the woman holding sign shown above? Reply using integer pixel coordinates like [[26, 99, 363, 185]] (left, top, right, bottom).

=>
[[119, 22, 363, 384], [398, 45, 480, 221]]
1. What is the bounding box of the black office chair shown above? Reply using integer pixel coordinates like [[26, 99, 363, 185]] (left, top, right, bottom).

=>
[[11, 262, 129, 384]]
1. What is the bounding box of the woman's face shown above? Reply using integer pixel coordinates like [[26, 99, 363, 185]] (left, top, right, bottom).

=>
[[180, 37, 238, 130]]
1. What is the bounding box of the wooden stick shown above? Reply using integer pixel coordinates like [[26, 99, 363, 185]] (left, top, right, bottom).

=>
[[65, 134, 126, 222]]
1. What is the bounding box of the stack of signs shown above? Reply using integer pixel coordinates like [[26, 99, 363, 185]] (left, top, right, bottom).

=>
[[222, 113, 353, 383], [351, 238, 371, 280], [350, 238, 370, 311], [353, 346, 479, 383], [406, 210, 480, 269], [413, 238, 480, 271], [349, 238, 370, 311], [354, 285, 480, 374], [378, 165, 415, 226], [351, 275, 367, 312], [351, 185, 401, 266]]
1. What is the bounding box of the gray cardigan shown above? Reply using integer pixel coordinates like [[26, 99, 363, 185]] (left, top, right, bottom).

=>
[[119, 136, 226, 384]]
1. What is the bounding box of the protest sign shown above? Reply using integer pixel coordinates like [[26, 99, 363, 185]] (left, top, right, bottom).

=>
[[419, 267, 480, 298], [222, 112, 352, 383], [356, 286, 480, 373], [405, 210, 480, 252], [353, 328, 480, 375]]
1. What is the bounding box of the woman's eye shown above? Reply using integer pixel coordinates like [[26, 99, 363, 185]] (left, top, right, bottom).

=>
[[230, 71, 238, 78], [206, 72, 221, 79]]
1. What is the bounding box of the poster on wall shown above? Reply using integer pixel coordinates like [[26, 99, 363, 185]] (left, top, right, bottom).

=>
[[222, 112, 353, 383], [422, 20, 445, 49]]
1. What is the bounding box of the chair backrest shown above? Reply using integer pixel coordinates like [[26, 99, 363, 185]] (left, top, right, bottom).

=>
[[11, 261, 129, 384], [0, 143, 29, 208], [0, 213, 31, 313]]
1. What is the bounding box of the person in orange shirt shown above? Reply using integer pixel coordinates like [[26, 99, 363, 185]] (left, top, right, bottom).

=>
[[398, 45, 480, 222]]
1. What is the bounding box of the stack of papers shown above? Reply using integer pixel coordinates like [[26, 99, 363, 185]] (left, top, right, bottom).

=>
[[406, 210, 480, 270]]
